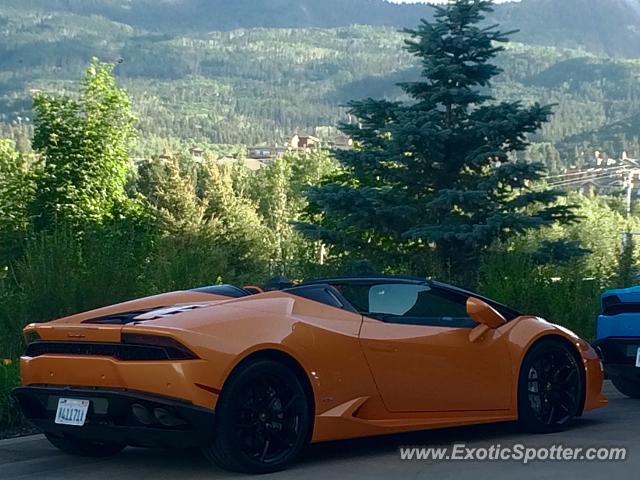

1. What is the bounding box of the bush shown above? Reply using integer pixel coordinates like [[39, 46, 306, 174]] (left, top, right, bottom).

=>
[[0, 360, 23, 435], [142, 231, 248, 292], [479, 250, 603, 340]]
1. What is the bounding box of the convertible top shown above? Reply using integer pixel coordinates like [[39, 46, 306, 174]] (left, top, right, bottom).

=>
[[187, 276, 522, 320]]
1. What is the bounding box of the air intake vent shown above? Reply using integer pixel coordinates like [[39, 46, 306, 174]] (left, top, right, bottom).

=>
[[24, 341, 194, 361], [602, 295, 640, 316]]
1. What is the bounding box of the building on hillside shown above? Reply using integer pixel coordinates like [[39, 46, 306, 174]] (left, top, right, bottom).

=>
[[158, 151, 173, 164], [245, 131, 353, 162], [557, 153, 640, 197], [289, 134, 321, 151], [189, 147, 205, 161], [246, 146, 287, 161], [577, 178, 626, 196], [330, 134, 354, 151]]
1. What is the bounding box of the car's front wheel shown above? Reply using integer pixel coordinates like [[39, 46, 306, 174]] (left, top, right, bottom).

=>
[[518, 339, 583, 433], [45, 433, 126, 457], [203, 359, 311, 474], [612, 377, 640, 398]]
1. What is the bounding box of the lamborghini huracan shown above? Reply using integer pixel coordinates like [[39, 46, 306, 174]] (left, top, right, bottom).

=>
[[594, 286, 640, 398], [14, 276, 607, 473]]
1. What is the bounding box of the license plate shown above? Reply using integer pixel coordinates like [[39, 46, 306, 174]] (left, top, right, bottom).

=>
[[55, 398, 89, 427]]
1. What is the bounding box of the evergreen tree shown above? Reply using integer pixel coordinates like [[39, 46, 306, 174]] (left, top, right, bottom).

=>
[[300, 0, 577, 285], [200, 162, 273, 281], [137, 157, 205, 233], [616, 233, 639, 288]]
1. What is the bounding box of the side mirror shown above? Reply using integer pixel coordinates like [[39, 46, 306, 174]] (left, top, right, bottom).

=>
[[466, 297, 507, 343], [466, 297, 507, 344]]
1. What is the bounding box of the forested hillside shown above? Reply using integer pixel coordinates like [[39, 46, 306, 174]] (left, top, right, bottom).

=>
[[496, 0, 640, 58], [4, 0, 640, 55], [0, 0, 434, 31], [1, 0, 640, 169]]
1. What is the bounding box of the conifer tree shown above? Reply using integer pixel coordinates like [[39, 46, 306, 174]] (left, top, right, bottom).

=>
[[300, 0, 577, 285]]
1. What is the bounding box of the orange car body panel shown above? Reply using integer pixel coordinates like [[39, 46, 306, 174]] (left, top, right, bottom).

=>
[[20, 289, 607, 444]]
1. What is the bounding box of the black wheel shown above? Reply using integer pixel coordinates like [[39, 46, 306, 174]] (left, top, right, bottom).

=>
[[518, 340, 583, 433], [45, 433, 126, 457], [612, 377, 640, 398], [203, 360, 311, 474]]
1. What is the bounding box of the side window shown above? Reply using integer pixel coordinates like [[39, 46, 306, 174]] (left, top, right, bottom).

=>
[[335, 284, 370, 312], [368, 284, 430, 315], [367, 283, 477, 329]]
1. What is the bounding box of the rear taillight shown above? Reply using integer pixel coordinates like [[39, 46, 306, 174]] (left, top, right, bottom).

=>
[[121, 333, 199, 360], [23, 330, 41, 347]]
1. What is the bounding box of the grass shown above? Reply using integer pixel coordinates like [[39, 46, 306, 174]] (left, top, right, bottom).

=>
[[478, 251, 604, 341], [0, 359, 24, 436]]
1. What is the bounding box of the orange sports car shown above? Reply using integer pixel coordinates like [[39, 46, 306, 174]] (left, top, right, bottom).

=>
[[14, 276, 607, 473]]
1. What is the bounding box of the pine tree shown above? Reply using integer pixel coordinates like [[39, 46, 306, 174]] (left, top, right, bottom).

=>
[[300, 0, 577, 286], [137, 156, 205, 233]]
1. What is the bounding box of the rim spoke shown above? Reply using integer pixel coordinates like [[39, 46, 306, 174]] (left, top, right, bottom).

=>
[[283, 395, 301, 412], [559, 390, 576, 410], [260, 439, 271, 462], [559, 369, 577, 387], [527, 348, 579, 425], [546, 405, 556, 424], [231, 373, 302, 464]]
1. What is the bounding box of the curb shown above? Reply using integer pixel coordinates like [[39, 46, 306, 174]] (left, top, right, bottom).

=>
[[0, 434, 44, 446]]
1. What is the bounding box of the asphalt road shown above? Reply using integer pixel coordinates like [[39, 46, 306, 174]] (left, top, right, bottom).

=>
[[1, 381, 638, 480]]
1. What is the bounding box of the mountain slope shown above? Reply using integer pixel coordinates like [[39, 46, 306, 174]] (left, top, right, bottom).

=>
[[497, 0, 640, 58], [1, 0, 640, 165], [0, 0, 434, 31], [4, 0, 640, 57]]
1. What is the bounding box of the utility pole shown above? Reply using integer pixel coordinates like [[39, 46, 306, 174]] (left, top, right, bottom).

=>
[[624, 169, 640, 217], [319, 243, 326, 266], [626, 170, 634, 218], [621, 169, 640, 286]]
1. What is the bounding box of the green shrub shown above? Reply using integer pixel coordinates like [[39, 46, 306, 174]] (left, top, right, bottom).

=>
[[0, 360, 23, 434], [479, 250, 602, 340]]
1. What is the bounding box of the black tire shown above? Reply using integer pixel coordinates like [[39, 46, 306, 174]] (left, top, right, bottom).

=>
[[45, 433, 126, 457], [518, 339, 583, 433], [612, 377, 640, 398], [203, 359, 311, 474]]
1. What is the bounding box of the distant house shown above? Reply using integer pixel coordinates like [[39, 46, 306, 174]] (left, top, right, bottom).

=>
[[330, 135, 354, 151], [578, 177, 628, 196], [290, 134, 321, 151], [559, 153, 640, 197], [189, 147, 205, 160], [246, 146, 286, 161], [158, 152, 173, 163], [578, 180, 599, 197]]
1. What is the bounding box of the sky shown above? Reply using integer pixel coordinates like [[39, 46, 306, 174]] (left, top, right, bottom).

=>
[[390, 1, 519, 3]]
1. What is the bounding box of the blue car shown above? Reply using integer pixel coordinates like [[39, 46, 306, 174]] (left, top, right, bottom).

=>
[[594, 286, 640, 398]]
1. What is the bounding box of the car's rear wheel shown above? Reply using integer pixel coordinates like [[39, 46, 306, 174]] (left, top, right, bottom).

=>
[[45, 433, 126, 457], [203, 359, 311, 474], [612, 377, 640, 398], [518, 340, 583, 433]]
